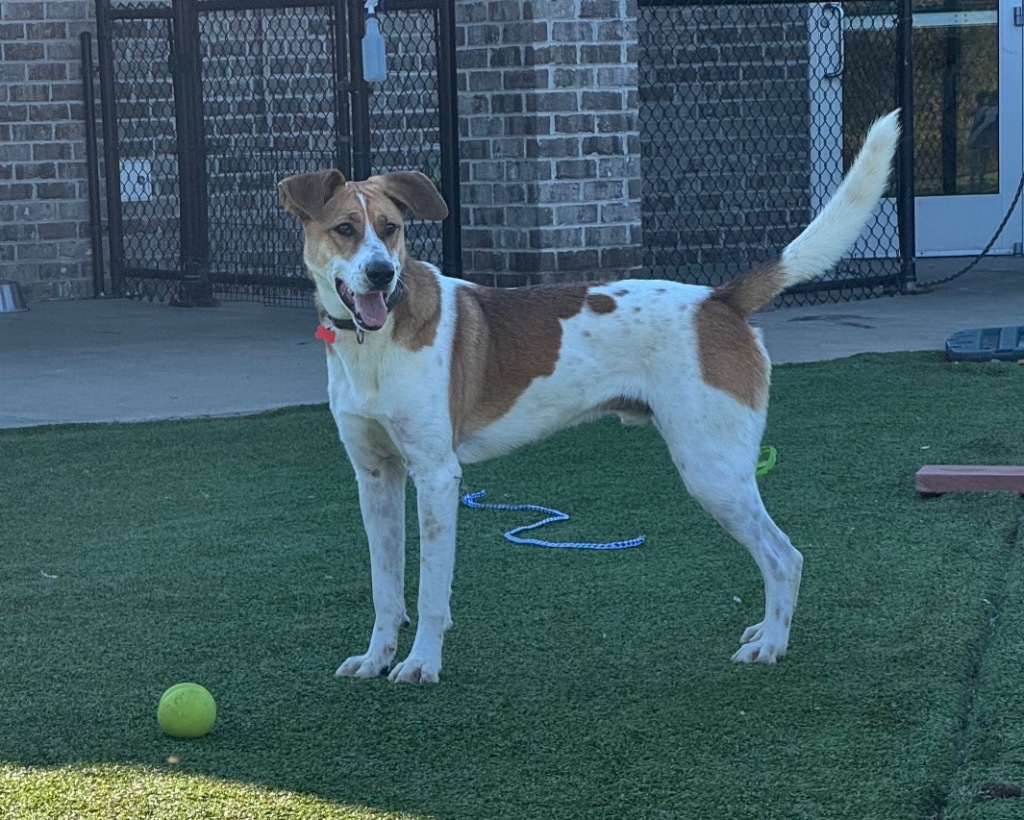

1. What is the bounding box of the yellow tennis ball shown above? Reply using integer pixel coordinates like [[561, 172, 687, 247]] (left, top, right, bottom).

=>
[[157, 683, 217, 739]]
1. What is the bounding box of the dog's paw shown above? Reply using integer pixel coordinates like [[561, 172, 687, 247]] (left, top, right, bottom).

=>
[[739, 621, 765, 645], [388, 655, 441, 684], [731, 624, 787, 664], [731, 641, 785, 664], [335, 652, 391, 679]]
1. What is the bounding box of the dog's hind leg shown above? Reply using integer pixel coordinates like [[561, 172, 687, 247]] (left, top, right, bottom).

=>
[[657, 414, 803, 664], [714, 483, 802, 664], [334, 421, 409, 679]]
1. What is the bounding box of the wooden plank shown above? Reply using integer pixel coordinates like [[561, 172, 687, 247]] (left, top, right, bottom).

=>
[[916, 465, 1024, 495]]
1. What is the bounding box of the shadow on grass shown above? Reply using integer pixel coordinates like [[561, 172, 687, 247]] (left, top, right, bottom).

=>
[[1, 353, 1022, 819]]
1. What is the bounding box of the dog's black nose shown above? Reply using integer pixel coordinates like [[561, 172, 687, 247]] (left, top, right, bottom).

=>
[[365, 260, 394, 289]]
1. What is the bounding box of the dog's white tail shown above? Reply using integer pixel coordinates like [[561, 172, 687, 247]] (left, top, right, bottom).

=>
[[714, 110, 901, 316]]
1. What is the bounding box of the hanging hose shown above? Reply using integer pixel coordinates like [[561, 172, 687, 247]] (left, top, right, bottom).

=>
[[924, 169, 1024, 288]]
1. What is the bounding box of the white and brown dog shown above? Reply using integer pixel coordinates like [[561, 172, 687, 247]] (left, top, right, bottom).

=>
[[279, 111, 900, 683]]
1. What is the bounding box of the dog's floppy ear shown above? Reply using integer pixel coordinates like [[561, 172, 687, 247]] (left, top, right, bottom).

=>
[[278, 169, 346, 221], [373, 171, 449, 221]]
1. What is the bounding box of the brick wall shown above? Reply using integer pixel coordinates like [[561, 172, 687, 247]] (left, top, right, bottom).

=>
[[1, 0, 648, 303], [0, 0, 822, 302], [456, 0, 643, 286], [638, 3, 813, 285], [0, 0, 95, 301]]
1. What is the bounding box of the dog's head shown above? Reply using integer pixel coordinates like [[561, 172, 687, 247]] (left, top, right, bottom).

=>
[[278, 170, 448, 331]]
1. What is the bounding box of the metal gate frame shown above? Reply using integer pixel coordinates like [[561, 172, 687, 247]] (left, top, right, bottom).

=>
[[92, 0, 460, 304]]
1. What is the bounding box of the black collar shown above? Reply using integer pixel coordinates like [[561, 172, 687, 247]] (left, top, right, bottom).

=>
[[325, 279, 406, 341]]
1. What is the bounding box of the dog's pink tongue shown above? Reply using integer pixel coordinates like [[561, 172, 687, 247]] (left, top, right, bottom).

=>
[[354, 292, 388, 329]]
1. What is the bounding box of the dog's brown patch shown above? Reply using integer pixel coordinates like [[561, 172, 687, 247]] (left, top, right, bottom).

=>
[[423, 510, 444, 541], [356, 172, 449, 222], [390, 260, 442, 351], [695, 297, 769, 411], [586, 293, 616, 314], [449, 283, 588, 440], [712, 262, 790, 316], [278, 169, 345, 222]]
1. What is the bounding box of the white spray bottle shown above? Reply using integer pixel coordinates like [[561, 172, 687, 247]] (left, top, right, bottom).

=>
[[362, 0, 387, 83]]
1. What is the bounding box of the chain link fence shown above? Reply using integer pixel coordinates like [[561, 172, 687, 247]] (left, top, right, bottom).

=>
[[94, 0, 457, 304], [638, 0, 904, 304], [370, 6, 444, 266], [97, 1, 921, 306], [200, 4, 342, 304], [99, 3, 180, 293]]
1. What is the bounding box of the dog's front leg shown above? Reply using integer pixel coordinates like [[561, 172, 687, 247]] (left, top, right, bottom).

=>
[[388, 459, 460, 684], [335, 451, 408, 680]]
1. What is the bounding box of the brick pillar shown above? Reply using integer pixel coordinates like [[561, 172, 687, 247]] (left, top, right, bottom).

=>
[[457, 0, 642, 286], [0, 0, 95, 301]]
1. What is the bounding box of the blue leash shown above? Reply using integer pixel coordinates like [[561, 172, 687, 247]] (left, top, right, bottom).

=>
[[460, 489, 644, 550], [460, 448, 777, 551]]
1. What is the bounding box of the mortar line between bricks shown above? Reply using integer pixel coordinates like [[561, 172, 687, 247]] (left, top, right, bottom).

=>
[[920, 502, 1023, 820]]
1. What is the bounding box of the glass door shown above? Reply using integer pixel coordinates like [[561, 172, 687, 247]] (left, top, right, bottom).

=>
[[810, 0, 1023, 257]]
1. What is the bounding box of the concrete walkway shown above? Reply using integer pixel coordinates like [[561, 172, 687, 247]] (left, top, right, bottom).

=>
[[751, 257, 1024, 363], [0, 298, 325, 428], [1, 257, 1021, 429]]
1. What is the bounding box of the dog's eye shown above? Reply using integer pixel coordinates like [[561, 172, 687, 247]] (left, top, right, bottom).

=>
[[333, 223, 355, 237], [382, 222, 399, 237]]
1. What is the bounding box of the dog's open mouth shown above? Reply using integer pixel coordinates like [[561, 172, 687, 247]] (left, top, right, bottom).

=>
[[335, 280, 389, 331]]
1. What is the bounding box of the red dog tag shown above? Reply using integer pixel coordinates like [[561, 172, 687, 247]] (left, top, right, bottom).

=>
[[315, 325, 337, 344]]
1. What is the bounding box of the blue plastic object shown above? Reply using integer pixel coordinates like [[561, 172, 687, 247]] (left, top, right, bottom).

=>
[[945, 325, 1024, 362]]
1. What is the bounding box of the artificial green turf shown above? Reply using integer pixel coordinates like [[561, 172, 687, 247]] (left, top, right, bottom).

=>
[[0, 351, 1022, 819]]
